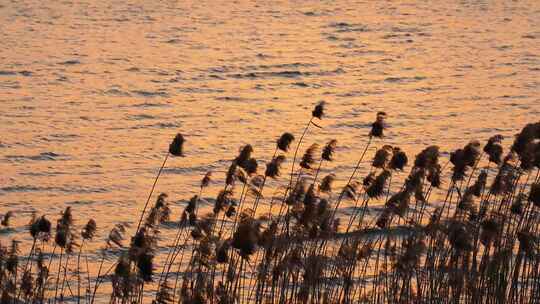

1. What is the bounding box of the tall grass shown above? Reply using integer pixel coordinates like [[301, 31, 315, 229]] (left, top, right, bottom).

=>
[[1, 104, 539, 304]]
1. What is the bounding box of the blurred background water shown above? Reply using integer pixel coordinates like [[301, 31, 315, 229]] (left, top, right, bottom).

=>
[[0, 0, 539, 301]]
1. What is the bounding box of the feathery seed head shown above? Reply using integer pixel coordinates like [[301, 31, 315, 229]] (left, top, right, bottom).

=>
[[277, 132, 295, 152], [169, 133, 185, 156]]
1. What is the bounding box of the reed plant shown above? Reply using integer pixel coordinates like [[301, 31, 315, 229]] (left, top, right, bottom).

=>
[[1, 105, 539, 304]]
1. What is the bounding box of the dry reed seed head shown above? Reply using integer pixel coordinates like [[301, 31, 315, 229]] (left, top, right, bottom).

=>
[[484, 134, 504, 163], [387, 190, 411, 217], [225, 162, 237, 186], [250, 174, 265, 188], [319, 173, 336, 193], [232, 216, 260, 258], [389, 147, 408, 171], [376, 209, 391, 228], [414, 145, 440, 169], [169, 133, 185, 156], [136, 252, 154, 282], [235, 144, 253, 166], [322, 139, 337, 161], [312, 100, 325, 119], [155, 192, 168, 208], [265, 155, 286, 178], [363, 172, 376, 188], [369, 111, 387, 138], [214, 189, 233, 214], [286, 178, 308, 205], [225, 205, 236, 218], [191, 228, 203, 240], [457, 192, 474, 211], [450, 148, 468, 181], [519, 141, 540, 170], [55, 223, 70, 249], [480, 218, 500, 245], [357, 243, 373, 261], [6, 240, 19, 274], [396, 238, 426, 272], [534, 142, 540, 168], [186, 195, 198, 214], [487, 143, 504, 165], [0, 211, 13, 227], [198, 213, 216, 236], [243, 157, 258, 175], [215, 241, 230, 263], [299, 143, 319, 169], [511, 122, 540, 156], [234, 166, 248, 184], [372, 145, 392, 168], [131, 228, 155, 256], [301, 201, 318, 230], [463, 140, 481, 167], [303, 183, 318, 206], [60, 206, 74, 228], [38, 216, 52, 234], [114, 254, 131, 278], [30, 215, 52, 240], [201, 171, 212, 188], [342, 180, 361, 200], [447, 222, 473, 252], [529, 182, 540, 207], [145, 206, 161, 228], [277, 132, 295, 152], [107, 224, 126, 247], [427, 164, 442, 188], [317, 198, 330, 217], [470, 170, 488, 197], [366, 170, 391, 198], [81, 218, 97, 240], [490, 163, 515, 195], [258, 221, 278, 248]]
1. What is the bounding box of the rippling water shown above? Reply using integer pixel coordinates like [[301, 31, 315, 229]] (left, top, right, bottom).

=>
[[1, 0, 539, 301]]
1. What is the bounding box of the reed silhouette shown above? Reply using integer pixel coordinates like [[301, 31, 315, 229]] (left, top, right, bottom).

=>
[[1, 104, 540, 304]]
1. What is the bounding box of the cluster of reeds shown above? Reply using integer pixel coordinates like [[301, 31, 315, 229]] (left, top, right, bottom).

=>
[[1, 103, 539, 303]]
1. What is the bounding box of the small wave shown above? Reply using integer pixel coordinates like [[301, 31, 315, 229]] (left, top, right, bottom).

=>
[[215, 96, 247, 102], [384, 76, 426, 83], [58, 60, 81, 65], [131, 122, 180, 129], [292, 82, 309, 87], [132, 102, 170, 108], [65, 200, 98, 206], [0, 70, 17, 76], [1, 185, 108, 194], [131, 90, 169, 98], [104, 88, 131, 97], [329, 22, 370, 33], [5, 152, 66, 161], [128, 114, 156, 120], [165, 38, 182, 44], [178, 87, 225, 94], [228, 68, 344, 79]]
